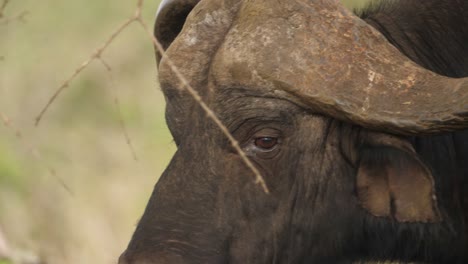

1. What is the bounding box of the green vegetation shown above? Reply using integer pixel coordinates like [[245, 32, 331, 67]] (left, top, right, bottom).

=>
[[0, 142, 22, 190]]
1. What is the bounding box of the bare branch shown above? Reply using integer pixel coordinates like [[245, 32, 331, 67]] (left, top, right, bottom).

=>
[[98, 57, 139, 161], [135, 0, 144, 17], [0, 112, 73, 195], [97, 56, 112, 71], [34, 16, 138, 126], [136, 17, 270, 193], [0, 0, 27, 26], [0, 0, 9, 18], [0, 10, 28, 26], [35, 0, 269, 193]]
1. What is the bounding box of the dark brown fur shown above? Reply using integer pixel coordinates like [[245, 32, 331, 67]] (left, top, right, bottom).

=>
[[120, 1, 468, 263]]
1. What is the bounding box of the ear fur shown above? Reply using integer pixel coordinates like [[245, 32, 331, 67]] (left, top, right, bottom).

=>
[[357, 146, 441, 223], [154, 0, 200, 64]]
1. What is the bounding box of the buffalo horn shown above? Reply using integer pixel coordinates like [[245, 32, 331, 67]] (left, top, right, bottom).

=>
[[157, 0, 467, 135], [209, 0, 468, 135]]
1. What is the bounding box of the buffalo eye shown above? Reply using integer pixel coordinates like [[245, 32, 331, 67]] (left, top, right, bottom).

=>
[[254, 137, 278, 150], [241, 127, 282, 159]]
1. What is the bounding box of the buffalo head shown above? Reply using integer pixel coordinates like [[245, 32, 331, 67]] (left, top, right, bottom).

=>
[[119, 0, 468, 263]]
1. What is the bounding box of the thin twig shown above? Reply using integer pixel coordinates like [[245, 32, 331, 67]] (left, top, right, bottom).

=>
[[0, 0, 9, 18], [34, 16, 138, 126], [0, 0, 27, 26], [98, 57, 139, 161], [35, 0, 269, 193], [0, 10, 28, 26], [136, 17, 269, 193], [0, 112, 73, 195]]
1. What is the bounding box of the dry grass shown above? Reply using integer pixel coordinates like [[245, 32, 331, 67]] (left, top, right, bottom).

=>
[[0, 0, 372, 263]]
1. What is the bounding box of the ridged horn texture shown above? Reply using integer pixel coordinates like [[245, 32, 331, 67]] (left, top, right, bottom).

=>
[[158, 0, 468, 135]]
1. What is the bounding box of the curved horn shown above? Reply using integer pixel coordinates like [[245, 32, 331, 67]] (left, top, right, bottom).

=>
[[207, 0, 467, 135], [154, 0, 200, 63]]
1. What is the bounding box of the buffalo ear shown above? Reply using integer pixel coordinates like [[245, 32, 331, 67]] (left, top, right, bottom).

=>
[[356, 146, 441, 223], [154, 0, 200, 63]]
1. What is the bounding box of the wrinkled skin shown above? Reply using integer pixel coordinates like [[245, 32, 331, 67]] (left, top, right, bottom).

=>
[[120, 1, 468, 263]]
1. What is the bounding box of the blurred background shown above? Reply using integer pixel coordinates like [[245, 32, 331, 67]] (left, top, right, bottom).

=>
[[0, 0, 371, 263]]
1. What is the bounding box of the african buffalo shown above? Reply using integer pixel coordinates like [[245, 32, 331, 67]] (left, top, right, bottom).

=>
[[120, 0, 468, 263]]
